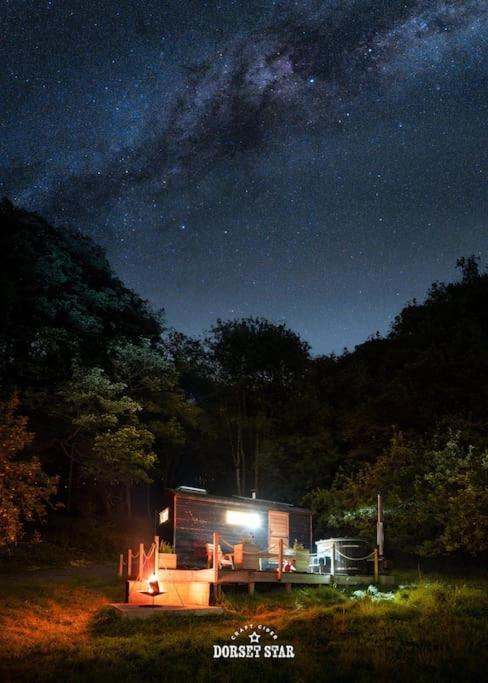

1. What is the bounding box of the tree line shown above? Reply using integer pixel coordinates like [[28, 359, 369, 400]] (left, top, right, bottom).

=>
[[1, 199, 487, 557]]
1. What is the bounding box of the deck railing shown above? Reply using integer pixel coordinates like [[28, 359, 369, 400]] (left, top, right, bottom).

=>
[[119, 535, 158, 581], [119, 534, 380, 583]]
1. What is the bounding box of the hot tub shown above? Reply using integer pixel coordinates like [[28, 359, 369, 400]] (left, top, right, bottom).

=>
[[315, 538, 371, 575]]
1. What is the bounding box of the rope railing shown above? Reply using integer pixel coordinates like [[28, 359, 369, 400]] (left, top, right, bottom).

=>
[[335, 549, 375, 561], [120, 537, 184, 607], [120, 534, 381, 584], [119, 540, 156, 579], [215, 539, 378, 576], [217, 538, 372, 562], [137, 542, 155, 581], [198, 534, 367, 560], [218, 536, 293, 557]]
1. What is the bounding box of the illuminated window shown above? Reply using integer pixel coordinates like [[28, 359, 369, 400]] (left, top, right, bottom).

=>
[[226, 510, 261, 529], [159, 507, 169, 524]]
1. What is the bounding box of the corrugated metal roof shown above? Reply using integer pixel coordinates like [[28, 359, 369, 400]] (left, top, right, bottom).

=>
[[171, 487, 311, 514]]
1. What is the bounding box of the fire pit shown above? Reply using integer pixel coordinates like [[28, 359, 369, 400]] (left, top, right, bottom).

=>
[[138, 573, 165, 608]]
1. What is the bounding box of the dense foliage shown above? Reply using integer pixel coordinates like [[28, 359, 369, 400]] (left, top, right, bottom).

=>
[[1, 200, 487, 557], [0, 200, 194, 529], [308, 432, 488, 556], [0, 200, 161, 387], [305, 256, 488, 556], [0, 396, 57, 545]]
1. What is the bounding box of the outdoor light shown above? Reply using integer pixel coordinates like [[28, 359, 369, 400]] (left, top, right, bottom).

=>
[[226, 510, 261, 529]]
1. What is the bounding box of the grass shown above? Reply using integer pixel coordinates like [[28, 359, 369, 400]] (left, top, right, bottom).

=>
[[0, 515, 154, 573], [0, 572, 487, 682]]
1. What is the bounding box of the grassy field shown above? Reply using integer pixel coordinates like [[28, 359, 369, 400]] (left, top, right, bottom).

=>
[[0, 569, 487, 683]]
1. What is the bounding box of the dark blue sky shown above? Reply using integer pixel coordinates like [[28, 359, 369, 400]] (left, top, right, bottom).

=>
[[1, 1, 487, 353]]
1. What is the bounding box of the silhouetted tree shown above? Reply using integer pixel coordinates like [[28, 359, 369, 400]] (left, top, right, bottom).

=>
[[0, 396, 58, 545], [206, 317, 311, 495], [456, 254, 480, 282]]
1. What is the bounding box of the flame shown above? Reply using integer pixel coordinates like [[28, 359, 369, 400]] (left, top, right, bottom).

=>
[[147, 573, 159, 595]]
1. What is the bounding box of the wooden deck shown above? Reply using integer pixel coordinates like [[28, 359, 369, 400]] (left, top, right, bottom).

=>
[[124, 533, 392, 608], [155, 567, 395, 587], [216, 569, 395, 587], [127, 568, 395, 607], [218, 569, 330, 585]]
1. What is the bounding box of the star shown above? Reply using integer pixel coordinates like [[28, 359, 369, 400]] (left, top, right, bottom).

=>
[[0, 0, 485, 355], [248, 631, 261, 643]]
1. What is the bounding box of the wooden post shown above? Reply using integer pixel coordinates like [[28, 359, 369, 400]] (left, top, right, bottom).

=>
[[330, 542, 335, 577], [377, 493, 384, 558], [248, 582, 255, 596], [138, 543, 144, 580], [213, 531, 219, 601], [373, 546, 379, 583], [278, 538, 283, 581], [154, 535, 159, 575], [127, 549, 132, 578], [118, 553, 124, 577], [285, 583, 292, 593]]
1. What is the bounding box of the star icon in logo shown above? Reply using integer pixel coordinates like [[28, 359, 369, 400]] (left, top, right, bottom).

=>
[[248, 631, 261, 643]]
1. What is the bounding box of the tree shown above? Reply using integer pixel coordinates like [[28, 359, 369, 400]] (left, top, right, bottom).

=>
[[0, 199, 162, 390], [0, 200, 165, 514], [308, 434, 428, 551], [317, 255, 488, 463], [56, 366, 155, 515], [206, 317, 311, 496], [165, 330, 214, 401], [308, 432, 488, 557], [92, 426, 155, 517], [418, 434, 488, 556], [0, 396, 58, 546], [456, 255, 480, 283], [109, 339, 202, 504]]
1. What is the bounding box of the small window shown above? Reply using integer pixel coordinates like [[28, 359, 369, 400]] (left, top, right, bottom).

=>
[[159, 507, 169, 524]]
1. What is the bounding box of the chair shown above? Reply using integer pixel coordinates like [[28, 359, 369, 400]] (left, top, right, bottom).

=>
[[206, 543, 234, 569]]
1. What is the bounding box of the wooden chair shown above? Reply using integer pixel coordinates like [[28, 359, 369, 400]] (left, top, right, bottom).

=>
[[206, 542, 234, 569]]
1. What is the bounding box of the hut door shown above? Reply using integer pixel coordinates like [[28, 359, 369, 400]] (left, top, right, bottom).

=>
[[268, 510, 289, 552]]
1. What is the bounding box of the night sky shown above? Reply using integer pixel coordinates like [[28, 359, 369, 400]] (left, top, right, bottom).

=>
[[1, 1, 487, 353]]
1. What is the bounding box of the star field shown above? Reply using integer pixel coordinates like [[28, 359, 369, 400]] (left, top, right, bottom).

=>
[[1, 1, 487, 352]]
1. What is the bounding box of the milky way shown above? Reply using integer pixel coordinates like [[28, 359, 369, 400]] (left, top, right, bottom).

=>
[[1, 1, 487, 352]]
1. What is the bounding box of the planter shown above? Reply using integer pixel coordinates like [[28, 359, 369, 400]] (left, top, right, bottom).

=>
[[158, 553, 177, 570], [294, 549, 310, 573], [233, 542, 260, 570]]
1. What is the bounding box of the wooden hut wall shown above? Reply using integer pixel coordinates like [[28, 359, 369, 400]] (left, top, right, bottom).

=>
[[173, 494, 312, 567], [174, 495, 268, 566], [289, 511, 312, 551]]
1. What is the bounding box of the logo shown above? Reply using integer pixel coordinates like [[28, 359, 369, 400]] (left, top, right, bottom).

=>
[[213, 623, 295, 659]]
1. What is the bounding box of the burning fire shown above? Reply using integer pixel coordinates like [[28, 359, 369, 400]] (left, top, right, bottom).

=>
[[147, 573, 160, 595]]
